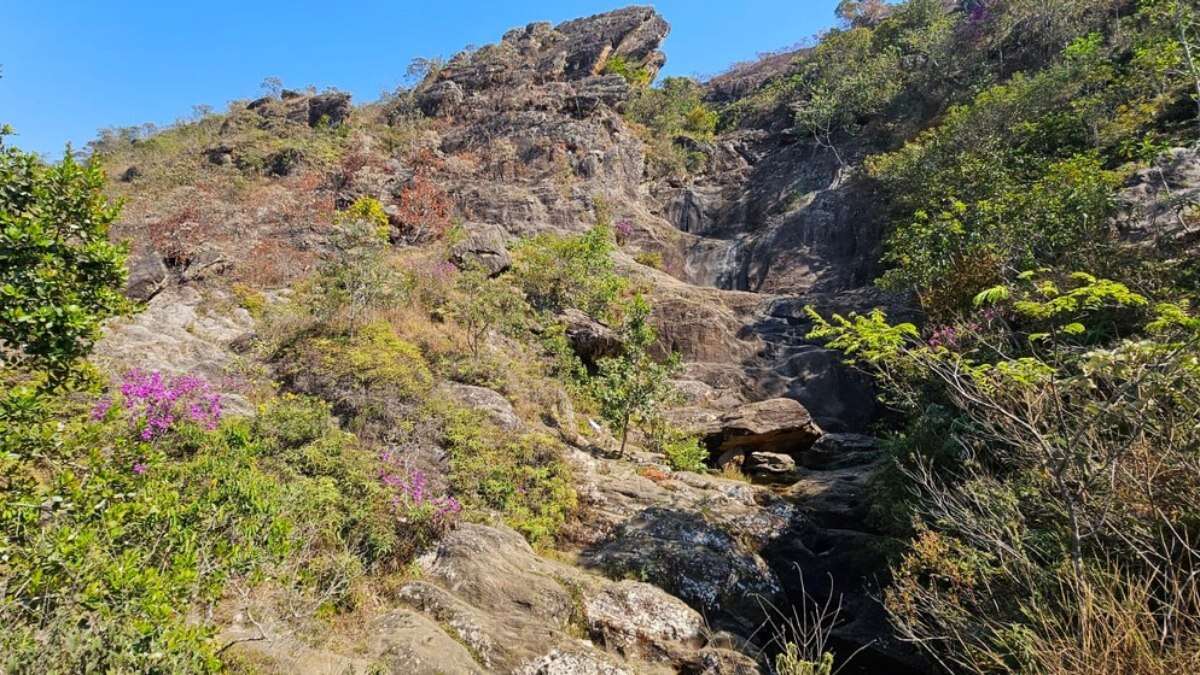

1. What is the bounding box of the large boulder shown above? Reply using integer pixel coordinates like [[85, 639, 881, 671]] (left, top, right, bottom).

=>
[[698, 398, 822, 462], [307, 92, 352, 127], [579, 506, 783, 636], [559, 308, 622, 366], [584, 580, 704, 661], [449, 222, 512, 276], [124, 249, 168, 301], [437, 382, 520, 430]]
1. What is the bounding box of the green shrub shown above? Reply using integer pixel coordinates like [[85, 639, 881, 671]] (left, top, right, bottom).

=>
[[336, 195, 390, 236], [439, 402, 576, 546], [661, 434, 708, 473], [624, 77, 717, 176], [592, 296, 681, 455], [603, 55, 652, 88], [633, 250, 664, 270], [511, 222, 627, 319], [0, 128, 130, 384], [253, 392, 337, 450], [0, 412, 291, 673], [310, 320, 433, 400]]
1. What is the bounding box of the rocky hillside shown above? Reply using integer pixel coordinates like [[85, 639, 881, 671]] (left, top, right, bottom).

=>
[[5, 1, 1200, 674]]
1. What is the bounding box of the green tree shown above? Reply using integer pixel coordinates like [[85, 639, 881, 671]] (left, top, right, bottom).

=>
[[450, 264, 527, 359], [592, 296, 680, 455], [314, 197, 397, 333], [0, 129, 129, 384], [511, 221, 626, 319]]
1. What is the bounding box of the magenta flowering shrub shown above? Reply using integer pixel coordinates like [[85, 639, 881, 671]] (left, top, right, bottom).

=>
[[926, 307, 1005, 350], [378, 449, 461, 535], [614, 218, 634, 243], [92, 370, 223, 441]]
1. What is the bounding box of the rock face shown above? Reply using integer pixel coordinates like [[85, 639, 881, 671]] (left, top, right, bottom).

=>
[[397, 522, 738, 674], [1114, 146, 1200, 254]]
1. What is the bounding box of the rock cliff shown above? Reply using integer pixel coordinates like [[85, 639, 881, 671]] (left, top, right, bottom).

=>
[[96, 6, 927, 673]]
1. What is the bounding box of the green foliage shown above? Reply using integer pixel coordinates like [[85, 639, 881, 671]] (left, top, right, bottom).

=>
[[0, 379, 444, 671], [336, 195, 390, 236], [449, 264, 528, 359], [314, 207, 401, 332], [511, 222, 627, 319], [810, 271, 1200, 671], [0, 130, 130, 383], [592, 296, 682, 455], [862, 0, 1200, 315], [310, 319, 434, 401], [624, 77, 717, 176], [1, 402, 290, 672], [602, 55, 652, 88], [439, 403, 576, 546], [775, 646, 834, 675], [659, 432, 708, 473]]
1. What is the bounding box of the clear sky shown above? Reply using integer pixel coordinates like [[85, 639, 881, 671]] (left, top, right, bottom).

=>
[[1, 1, 841, 157]]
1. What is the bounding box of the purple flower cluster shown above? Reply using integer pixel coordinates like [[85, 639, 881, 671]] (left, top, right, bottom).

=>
[[614, 219, 634, 242], [927, 307, 1005, 350], [92, 370, 223, 441], [379, 450, 461, 527], [928, 324, 969, 350]]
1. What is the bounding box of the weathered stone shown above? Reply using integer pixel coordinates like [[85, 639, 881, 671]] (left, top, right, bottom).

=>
[[1113, 146, 1200, 253], [699, 398, 822, 459], [307, 91, 352, 127], [449, 222, 512, 276], [124, 249, 168, 301], [584, 580, 704, 660], [370, 608, 487, 674], [579, 506, 782, 636], [438, 382, 520, 430], [800, 432, 880, 470], [417, 80, 465, 118], [743, 451, 797, 482], [516, 649, 632, 675], [559, 308, 622, 366]]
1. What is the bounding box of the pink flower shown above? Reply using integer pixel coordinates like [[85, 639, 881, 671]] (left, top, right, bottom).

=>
[[94, 370, 224, 441], [132, 462, 148, 475]]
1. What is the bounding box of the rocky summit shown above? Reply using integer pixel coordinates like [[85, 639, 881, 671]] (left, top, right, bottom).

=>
[[7, 2, 1200, 674]]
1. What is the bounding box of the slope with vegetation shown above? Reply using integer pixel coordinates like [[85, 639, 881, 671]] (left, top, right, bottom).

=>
[[3, 1, 1200, 674]]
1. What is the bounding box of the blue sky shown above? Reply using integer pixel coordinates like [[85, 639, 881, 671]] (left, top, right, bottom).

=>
[[1, 1, 840, 157]]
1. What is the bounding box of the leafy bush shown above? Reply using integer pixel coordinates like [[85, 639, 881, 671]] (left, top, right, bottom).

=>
[[314, 206, 402, 332], [0, 128, 130, 383], [1, 388, 290, 672], [624, 77, 717, 176], [511, 222, 627, 319], [449, 263, 528, 359], [808, 272, 1200, 672], [603, 55, 652, 88], [660, 433, 707, 473], [592, 296, 681, 454], [307, 319, 433, 401], [439, 402, 576, 546]]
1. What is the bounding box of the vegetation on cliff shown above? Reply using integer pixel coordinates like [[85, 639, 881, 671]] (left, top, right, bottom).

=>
[[795, 1, 1200, 672]]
